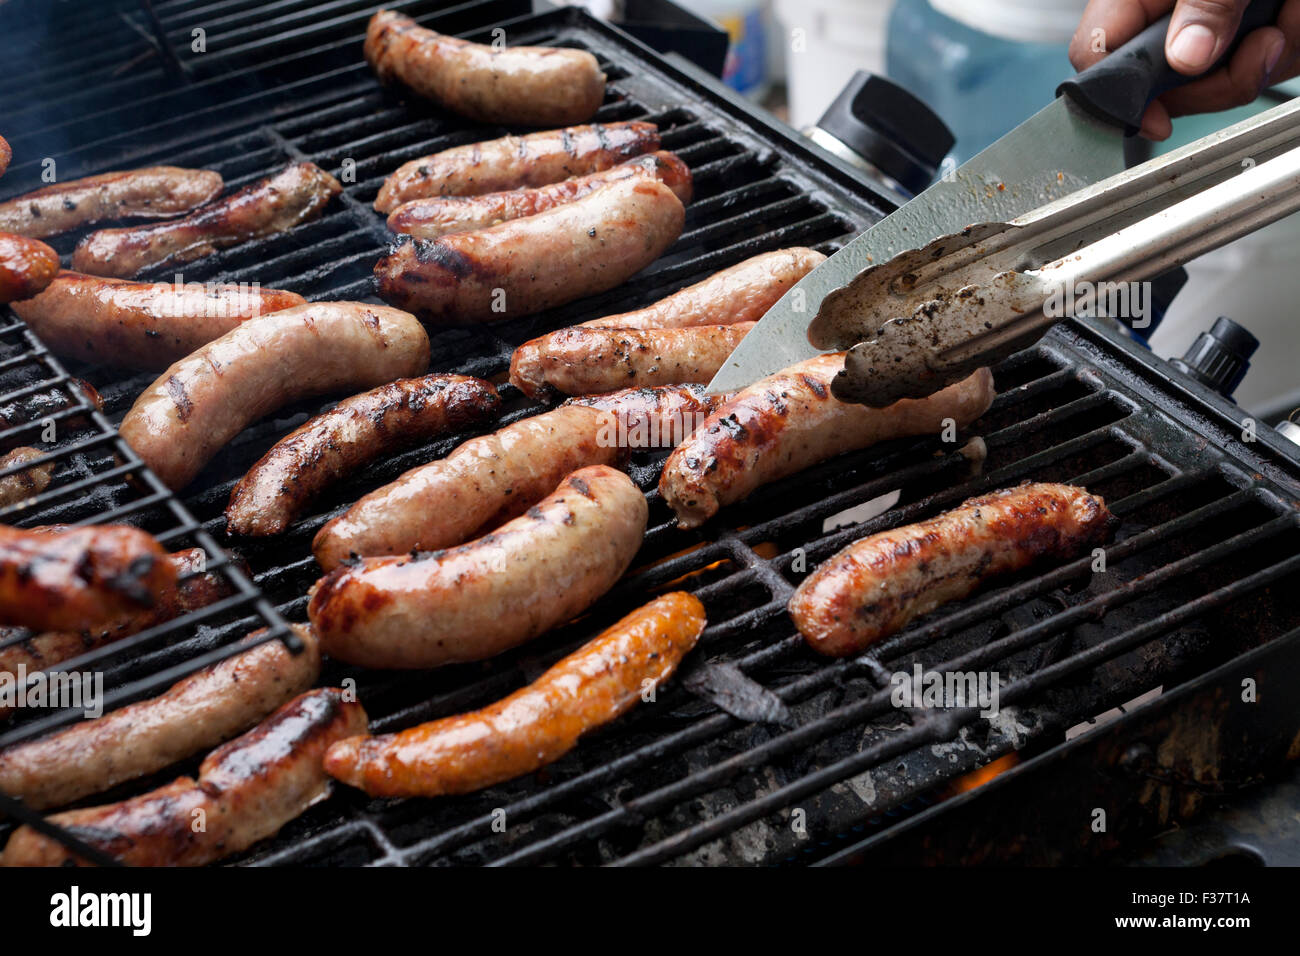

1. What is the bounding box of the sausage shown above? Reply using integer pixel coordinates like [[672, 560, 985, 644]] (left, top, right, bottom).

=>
[[0, 523, 177, 632], [374, 121, 660, 213], [0, 447, 54, 507], [0, 688, 367, 867], [579, 247, 827, 330], [789, 484, 1116, 657], [227, 374, 502, 537], [0, 548, 235, 714], [364, 9, 605, 128], [376, 178, 684, 323], [510, 322, 755, 399], [0, 625, 321, 809], [659, 355, 996, 529], [118, 301, 430, 491], [309, 465, 648, 669], [71, 162, 341, 279], [312, 384, 718, 570], [0, 232, 58, 303], [0, 167, 222, 240], [326, 592, 704, 797], [11, 271, 307, 369], [387, 151, 693, 239], [0, 136, 9, 180], [0, 380, 101, 450]]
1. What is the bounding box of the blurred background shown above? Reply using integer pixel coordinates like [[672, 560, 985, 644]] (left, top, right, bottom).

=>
[[578, 0, 1300, 426]]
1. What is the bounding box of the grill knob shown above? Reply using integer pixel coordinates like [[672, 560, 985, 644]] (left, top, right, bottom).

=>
[[1169, 316, 1259, 400], [805, 71, 954, 198]]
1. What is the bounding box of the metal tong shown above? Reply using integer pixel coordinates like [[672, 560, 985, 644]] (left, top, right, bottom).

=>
[[810, 96, 1300, 407]]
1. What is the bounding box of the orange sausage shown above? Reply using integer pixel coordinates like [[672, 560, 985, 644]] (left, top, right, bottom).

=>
[[0, 232, 58, 303]]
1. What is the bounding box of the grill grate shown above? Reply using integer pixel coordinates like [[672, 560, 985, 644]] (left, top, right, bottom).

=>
[[2, 0, 1299, 866]]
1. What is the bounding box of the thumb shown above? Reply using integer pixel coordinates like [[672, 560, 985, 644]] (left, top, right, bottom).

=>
[[1166, 0, 1252, 73]]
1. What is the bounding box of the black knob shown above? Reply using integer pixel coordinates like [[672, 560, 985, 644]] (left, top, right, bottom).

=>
[[1170, 316, 1259, 399], [812, 71, 954, 196]]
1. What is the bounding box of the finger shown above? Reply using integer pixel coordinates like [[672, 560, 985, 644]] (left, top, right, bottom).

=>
[[1069, 0, 1175, 70], [1158, 25, 1288, 116], [1166, 0, 1252, 73], [1139, 101, 1174, 140]]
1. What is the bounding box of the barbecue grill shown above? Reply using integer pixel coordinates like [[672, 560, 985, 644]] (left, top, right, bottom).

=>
[[2, 0, 1299, 868]]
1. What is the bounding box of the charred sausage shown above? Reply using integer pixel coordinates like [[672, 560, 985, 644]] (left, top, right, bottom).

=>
[[11, 271, 306, 369], [387, 151, 693, 238], [326, 592, 703, 797], [0, 447, 54, 508], [0, 167, 222, 239], [659, 355, 996, 529], [0, 524, 177, 632], [227, 374, 502, 537], [312, 383, 720, 569], [789, 484, 1116, 657], [309, 465, 648, 669], [374, 120, 660, 213], [579, 247, 827, 330], [510, 322, 755, 399], [376, 178, 683, 323], [118, 301, 430, 490], [71, 162, 341, 278], [0, 625, 321, 809], [0, 232, 58, 303], [365, 9, 605, 128], [0, 688, 367, 867]]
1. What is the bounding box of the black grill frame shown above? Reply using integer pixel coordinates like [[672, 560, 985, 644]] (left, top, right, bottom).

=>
[[1, 0, 1299, 867]]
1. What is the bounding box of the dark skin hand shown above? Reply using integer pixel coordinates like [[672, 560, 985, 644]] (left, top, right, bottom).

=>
[[1070, 0, 1300, 139]]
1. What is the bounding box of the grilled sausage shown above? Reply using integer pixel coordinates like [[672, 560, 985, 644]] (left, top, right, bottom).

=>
[[0, 232, 58, 303], [71, 162, 341, 278], [0, 688, 367, 867], [118, 302, 430, 490], [789, 484, 1116, 657], [309, 465, 647, 669], [0, 167, 222, 240], [11, 271, 306, 369], [0, 136, 9, 180], [510, 322, 755, 399], [364, 9, 605, 128], [0, 447, 54, 507], [227, 374, 502, 537], [0, 523, 177, 632], [313, 383, 719, 570], [376, 178, 684, 323], [660, 355, 996, 529], [0, 625, 321, 809], [374, 121, 660, 213], [326, 592, 704, 797], [0, 380, 101, 450], [0, 548, 234, 711], [579, 247, 827, 330], [387, 151, 693, 239]]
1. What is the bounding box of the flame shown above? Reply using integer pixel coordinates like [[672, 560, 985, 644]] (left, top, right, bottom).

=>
[[948, 753, 1019, 795]]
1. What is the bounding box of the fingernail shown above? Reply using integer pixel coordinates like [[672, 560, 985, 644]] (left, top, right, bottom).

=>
[[1169, 23, 1217, 71], [1264, 35, 1285, 81]]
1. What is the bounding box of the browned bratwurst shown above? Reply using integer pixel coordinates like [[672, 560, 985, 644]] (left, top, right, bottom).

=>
[[0, 167, 222, 239], [789, 484, 1116, 657], [510, 322, 755, 399], [0, 137, 9, 180], [374, 120, 660, 213], [326, 592, 704, 797], [0, 379, 101, 434], [313, 383, 722, 570], [227, 374, 502, 537], [71, 162, 341, 278], [0, 688, 367, 867], [0, 447, 54, 508], [660, 355, 996, 529], [0, 523, 177, 633], [580, 247, 827, 330], [0, 625, 321, 810], [11, 271, 306, 369], [309, 465, 647, 669], [0, 548, 234, 714], [0, 232, 58, 303], [118, 302, 430, 490], [387, 151, 693, 238], [365, 9, 605, 128], [376, 178, 684, 323]]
